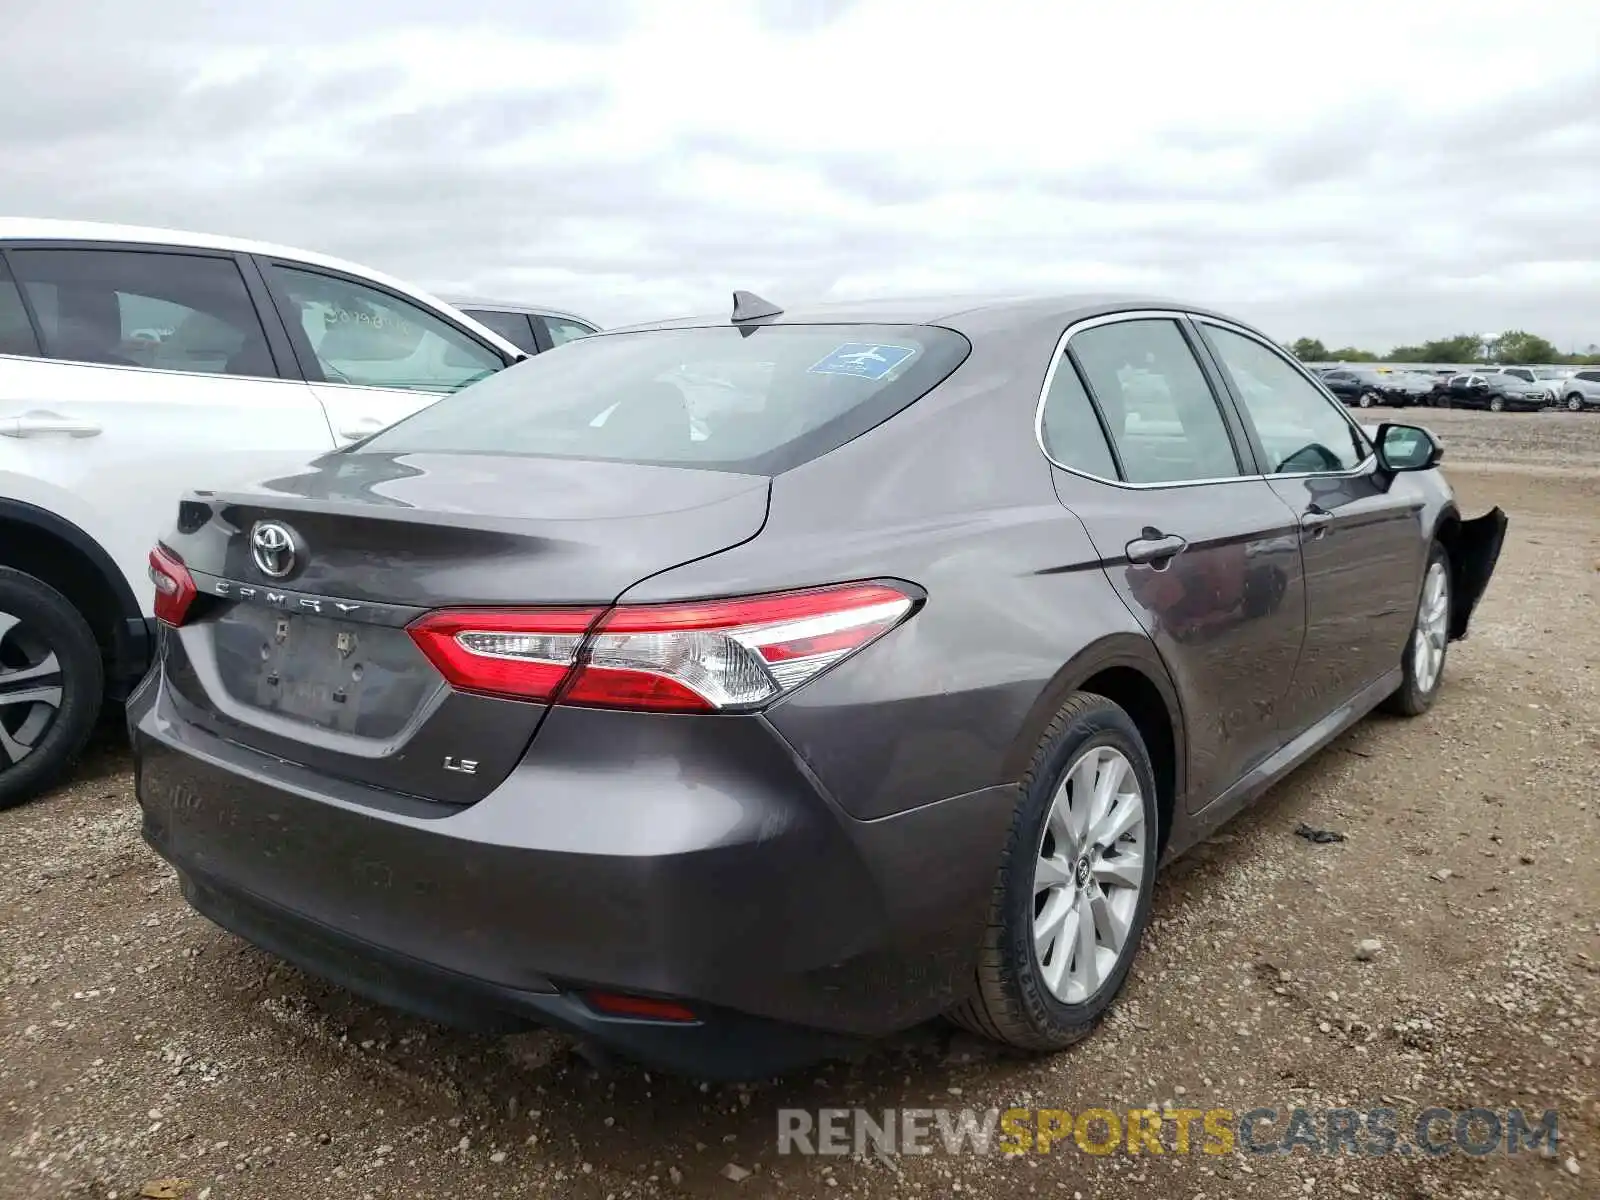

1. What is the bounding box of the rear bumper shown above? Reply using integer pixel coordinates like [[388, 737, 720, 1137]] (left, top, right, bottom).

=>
[[131, 674, 1015, 1076], [168, 861, 859, 1079]]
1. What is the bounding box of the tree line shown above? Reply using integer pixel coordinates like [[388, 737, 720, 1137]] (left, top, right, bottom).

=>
[[1288, 331, 1600, 366]]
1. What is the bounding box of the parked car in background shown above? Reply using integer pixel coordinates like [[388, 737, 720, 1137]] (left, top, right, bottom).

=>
[[1488, 366, 1568, 404], [1441, 372, 1548, 411], [132, 293, 1505, 1079], [0, 218, 526, 808], [1409, 369, 1456, 406], [444, 297, 599, 356], [1321, 367, 1413, 408], [1557, 369, 1600, 411], [1383, 370, 1437, 405]]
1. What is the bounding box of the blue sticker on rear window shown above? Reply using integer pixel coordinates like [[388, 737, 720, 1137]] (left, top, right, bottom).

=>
[[807, 343, 918, 381]]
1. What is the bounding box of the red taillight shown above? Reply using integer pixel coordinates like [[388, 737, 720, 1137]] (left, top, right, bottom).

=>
[[405, 582, 916, 711], [406, 607, 602, 702], [584, 991, 699, 1023], [570, 583, 915, 711], [148, 545, 197, 627]]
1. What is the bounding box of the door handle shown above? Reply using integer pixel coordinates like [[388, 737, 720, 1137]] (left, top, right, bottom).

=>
[[1301, 508, 1334, 539], [1126, 533, 1188, 565], [1, 412, 103, 438], [337, 418, 386, 440]]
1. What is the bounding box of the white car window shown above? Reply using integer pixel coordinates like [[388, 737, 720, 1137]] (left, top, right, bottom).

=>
[[266, 264, 504, 393], [0, 264, 37, 356], [8, 249, 276, 377]]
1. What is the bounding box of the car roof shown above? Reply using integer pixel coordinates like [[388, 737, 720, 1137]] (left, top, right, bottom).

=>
[[1, 217, 416, 289], [441, 295, 597, 326], [0, 216, 524, 357], [599, 292, 1240, 338]]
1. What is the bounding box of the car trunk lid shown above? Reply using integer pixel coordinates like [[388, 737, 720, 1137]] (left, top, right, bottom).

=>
[[157, 451, 770, 803]]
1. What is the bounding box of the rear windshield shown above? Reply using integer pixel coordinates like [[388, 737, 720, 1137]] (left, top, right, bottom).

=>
[[354, 323, 970, 473]]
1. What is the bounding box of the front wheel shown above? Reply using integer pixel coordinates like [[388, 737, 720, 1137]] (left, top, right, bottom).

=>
[[950, 693, 1158, 1051], [1358, 392, 1376, 408], [1381, 545, 1451, 717], [1488, 395, 1505, 412], [0, 567, 104, 809], [1568, 394, 1585, 412]]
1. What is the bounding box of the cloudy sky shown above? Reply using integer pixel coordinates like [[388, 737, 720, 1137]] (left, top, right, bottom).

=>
[[4, 0, 1597, 351]]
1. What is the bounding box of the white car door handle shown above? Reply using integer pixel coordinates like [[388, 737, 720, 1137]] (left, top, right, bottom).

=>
[[337, 417, 386, 440], [1, 412, 103, 438]]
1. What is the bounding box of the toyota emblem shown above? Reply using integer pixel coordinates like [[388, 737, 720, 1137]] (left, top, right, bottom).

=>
[[250, 521, 298, 579]]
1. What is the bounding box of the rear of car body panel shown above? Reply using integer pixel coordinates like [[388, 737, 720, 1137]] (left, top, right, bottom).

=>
[[134, 689, 1016, 1056], [132, 294, 1505, 1076], [156, 454, 770, 801]]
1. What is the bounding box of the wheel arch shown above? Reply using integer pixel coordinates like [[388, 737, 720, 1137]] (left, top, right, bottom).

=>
[[0, 498, 149, 692], [1003, 634, 1186, 858]]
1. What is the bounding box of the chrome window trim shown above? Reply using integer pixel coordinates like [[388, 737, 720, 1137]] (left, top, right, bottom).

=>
[[310, 378, 470, 397], [1033, 308, 1376, 491], [0, 348, 297, 386], [0, 350, 480, 396]]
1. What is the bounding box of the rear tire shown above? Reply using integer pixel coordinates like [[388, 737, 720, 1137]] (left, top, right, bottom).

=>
[[1381, 543, 1451, 718], [949, 692, 1158, 1051], [1358, 392, 1376, 408], [0, 567, 103, 810], [1488, 395, 1505, 412]]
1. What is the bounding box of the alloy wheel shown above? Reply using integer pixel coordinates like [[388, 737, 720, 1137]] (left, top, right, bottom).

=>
[[1569, 395, 1584, 412], [1412, 560, 1450, 695], [1489, 396, 1504, 412], [1032, 745, 1146, 1005], [0, 610, 64, 770]]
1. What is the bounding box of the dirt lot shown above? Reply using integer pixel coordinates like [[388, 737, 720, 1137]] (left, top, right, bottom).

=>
[[3, 410, 1597, 1200]]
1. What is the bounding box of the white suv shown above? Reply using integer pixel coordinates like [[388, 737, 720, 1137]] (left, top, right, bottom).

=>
[[0, 218, 532, 807], [1558, 369, 1600, 412]]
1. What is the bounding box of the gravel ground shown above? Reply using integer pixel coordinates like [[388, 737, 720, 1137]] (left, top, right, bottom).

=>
[[1405, 406, 1600, 472], [3, 410, 1597, 1200]]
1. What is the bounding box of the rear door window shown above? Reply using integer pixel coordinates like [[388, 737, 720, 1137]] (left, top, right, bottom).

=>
[[1067, 318, 1245, 484], [0, 258, 39, 357], [357, 323, 970, 473], [263, 263, 507, 393], [7, 248, 277, 376], [462, 308, 539, 354]]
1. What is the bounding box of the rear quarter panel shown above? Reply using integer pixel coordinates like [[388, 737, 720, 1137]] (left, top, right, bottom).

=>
[[618, 313, 1169, 821]]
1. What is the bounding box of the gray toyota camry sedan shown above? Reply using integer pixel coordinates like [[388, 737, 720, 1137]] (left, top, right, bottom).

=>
[[132, 293, 1506, 1079]]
